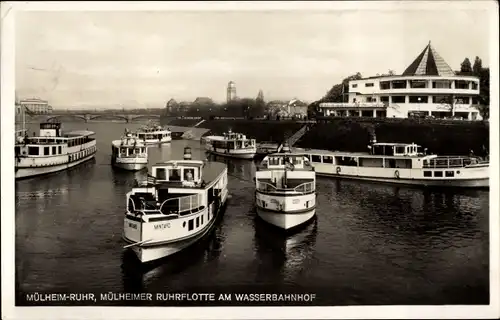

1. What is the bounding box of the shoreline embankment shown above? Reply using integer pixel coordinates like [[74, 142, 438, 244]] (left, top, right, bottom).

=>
[[162, 117, 490, 157]]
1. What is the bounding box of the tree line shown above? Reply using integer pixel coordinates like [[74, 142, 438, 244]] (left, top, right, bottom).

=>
[[165, 97, 267, 119]]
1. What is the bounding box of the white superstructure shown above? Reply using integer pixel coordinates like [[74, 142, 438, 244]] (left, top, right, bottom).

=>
[[254, 145, 317, 230], [204, 130, 257, 159], [135, 122, 172, 145], [295, 140, 489, 188], [111, 132, 148, 171], [15, 122, 97, 179], [122, 147, 229, 263], [319, 42, 482, 120]]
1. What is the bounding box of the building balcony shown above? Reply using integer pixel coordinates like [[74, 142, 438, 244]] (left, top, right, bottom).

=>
[[319, 102, 387, 109], [351, 87, 479, 96]]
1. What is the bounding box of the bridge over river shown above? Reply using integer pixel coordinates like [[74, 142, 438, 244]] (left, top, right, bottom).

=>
[[17, 112, 161, 123]]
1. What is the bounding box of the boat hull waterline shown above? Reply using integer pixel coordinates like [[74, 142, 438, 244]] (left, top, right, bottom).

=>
[[15, 153, 96, 180], [256, 207, 316, 230]]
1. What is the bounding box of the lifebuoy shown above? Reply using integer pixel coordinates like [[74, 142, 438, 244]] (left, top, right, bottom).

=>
[[336, 166, 341, 174], [394, 170, 400, 179]]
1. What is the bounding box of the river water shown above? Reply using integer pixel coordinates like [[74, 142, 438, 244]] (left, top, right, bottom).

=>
[[14, 122, 489, 306]]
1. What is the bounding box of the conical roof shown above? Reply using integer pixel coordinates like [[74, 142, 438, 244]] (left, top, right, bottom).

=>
[[402, 41, 455, 77]]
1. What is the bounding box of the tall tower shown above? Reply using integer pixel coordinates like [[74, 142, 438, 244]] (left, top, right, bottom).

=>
[[257, 89, 264, 101], [227, 81, 236, 103]]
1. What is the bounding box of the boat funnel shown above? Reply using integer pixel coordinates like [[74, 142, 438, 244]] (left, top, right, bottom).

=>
[[183, 147, 192, 160]]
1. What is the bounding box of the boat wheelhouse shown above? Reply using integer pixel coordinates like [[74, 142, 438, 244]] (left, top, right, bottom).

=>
[[254, 144, 317, 230], [135, 123, 172, 145], [295, 141, 489, 188], [204, 130, 257, 159], [111, 132, 148, 171], [122, 147, 229, 263], [15, 122, 97, 179]]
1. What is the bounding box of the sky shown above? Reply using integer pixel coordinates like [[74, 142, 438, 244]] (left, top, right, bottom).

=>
[[14, 2, 493, 109]]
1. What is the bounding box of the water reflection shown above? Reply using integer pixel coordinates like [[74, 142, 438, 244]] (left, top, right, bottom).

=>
[[252, 217, 318, 285]]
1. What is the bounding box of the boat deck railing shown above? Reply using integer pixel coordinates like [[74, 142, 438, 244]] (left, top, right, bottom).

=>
[[423, 156, 483, 169], [257, 181, 315, 194], [130, 193, 203, 216]]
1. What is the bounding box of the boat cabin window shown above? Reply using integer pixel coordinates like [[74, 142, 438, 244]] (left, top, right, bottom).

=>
[[184, 168, 195, 182], [268, 157, 280, 166], [44, 147, 50, 156], [156, 168, 167, 180], [169, 169, 181, 181], [15, 146, 20, 155], [322, 156, 333, 164], [291, 156, 302, 165], [310, 155, 322, 163], [394, 146, 405, 155], [52, 146, 57, 154], [58, 146, 62, 154], [28, 146, 39, 155], [120, 148, 127, 156]]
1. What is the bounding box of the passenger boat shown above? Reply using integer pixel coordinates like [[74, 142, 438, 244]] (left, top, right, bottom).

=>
[[203, 130, 257, 159], [111, 131, 148, 171], [295, 140, 489, 188], [135, 122, 172, 145], [256, 141, 280, 158], [254, 144, 317, 230], [15, 122, 97, 179], [122, 147, 229, 263]]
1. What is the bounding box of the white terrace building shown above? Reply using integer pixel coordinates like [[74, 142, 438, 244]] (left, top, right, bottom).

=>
[[320, 42, 482, 120]]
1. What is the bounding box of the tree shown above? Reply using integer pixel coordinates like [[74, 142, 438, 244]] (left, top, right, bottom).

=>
[[473, 56, 483, 74], [460, 58, 472, 73], [323, 72, 363, 102]]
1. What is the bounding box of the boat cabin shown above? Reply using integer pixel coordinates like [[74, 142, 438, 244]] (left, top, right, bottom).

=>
[[39, 122, 63, 137], [260, 153, 312, 171], [369, 142, 426, 157], [112, 136, 147, 158], [149, 148, 203, 188]]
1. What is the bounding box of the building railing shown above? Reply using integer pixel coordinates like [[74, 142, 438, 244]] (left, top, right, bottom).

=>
[[257, 181, 315, 194], [423, 156, 481, 168]]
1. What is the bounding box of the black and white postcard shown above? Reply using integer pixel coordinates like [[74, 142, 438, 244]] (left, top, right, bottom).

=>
[[1, 1, 499, 319]]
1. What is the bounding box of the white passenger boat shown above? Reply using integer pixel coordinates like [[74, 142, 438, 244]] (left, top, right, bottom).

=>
[[135, 122, 172, 145], [111, 132, 148, 171], [203, 130, 256, 159], [254, 144, 316, 230], [122, 147, 229, 263], [15, 122, 97, 179], [296, 140, 489, 188]]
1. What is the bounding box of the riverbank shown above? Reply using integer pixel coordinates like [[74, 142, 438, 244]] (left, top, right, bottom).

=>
[[162, 117, 490, 156]]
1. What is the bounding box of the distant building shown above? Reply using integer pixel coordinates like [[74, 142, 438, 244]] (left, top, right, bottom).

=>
[[319, 41, 481, 120], [193, 97, 215, 106], [227, 81, 237, 103], [19, 98, 52, 114], [267, 98, 308, 118], [257, 90, 264, 101]]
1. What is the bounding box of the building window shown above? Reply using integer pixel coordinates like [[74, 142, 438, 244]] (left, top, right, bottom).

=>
[[391, 81, 407, 89], [410, 80, 427, 88], [391, 96, 406, 103], [380, 81, 390, 90], [455, 80, 469, 89], [471, 82, 478, 90], [365, 83, 374, 87], [455, 96, 470, 104], [409, 96, 428, 103], [432, 80, 452, 89], [472, 97, 479, 104], [380, 96, 389, 103], [432, 96, 448, 104], [352, 84, 358, 88]]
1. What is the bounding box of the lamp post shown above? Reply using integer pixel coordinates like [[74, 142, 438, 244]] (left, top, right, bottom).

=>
[[417, 97, 421, 116]]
